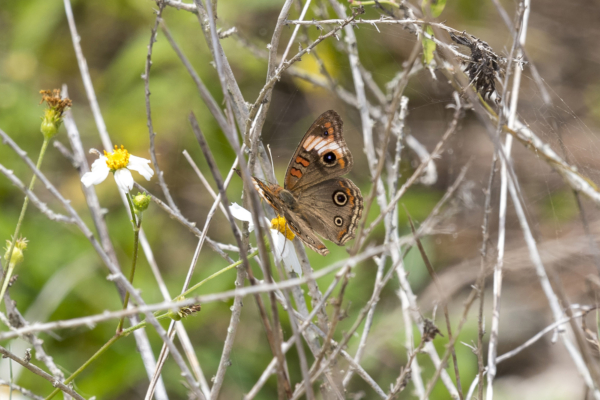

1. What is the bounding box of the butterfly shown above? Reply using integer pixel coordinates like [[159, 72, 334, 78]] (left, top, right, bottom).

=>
[[250, 110, 364, 256]]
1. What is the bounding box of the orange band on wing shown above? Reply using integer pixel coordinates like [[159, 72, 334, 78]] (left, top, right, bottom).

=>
[[324, 122, 331, 128], [337, 228, 348, 241], [338, 159, 345, 168], [290, 168, 303, 178], [295, 156, 310, 167], [340, 181, 355, 206]]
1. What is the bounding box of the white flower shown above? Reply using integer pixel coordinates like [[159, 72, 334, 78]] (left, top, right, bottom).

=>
[[230, 203, 262, 232], [81, 145, 154, 193], [230, 203, 302, 276], [270, 227, 302, 276]]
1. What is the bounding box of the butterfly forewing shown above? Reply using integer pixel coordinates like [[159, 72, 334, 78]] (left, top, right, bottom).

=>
[[284, 110, 353, 192], [251, 177, 284, 215]]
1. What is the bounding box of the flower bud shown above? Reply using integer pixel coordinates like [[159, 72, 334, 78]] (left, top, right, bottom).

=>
[[167, 309, 182, 321], [133, 192, 151, 213], [40, 109, 59, 139], [39, 89, 72, 140], [3, 237, 28, 267]]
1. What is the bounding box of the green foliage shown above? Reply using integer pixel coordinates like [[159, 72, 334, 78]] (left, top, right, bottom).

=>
[[422, 25, 437, 66], [421, 0, 446, 66], [422, 0, 447, 18]]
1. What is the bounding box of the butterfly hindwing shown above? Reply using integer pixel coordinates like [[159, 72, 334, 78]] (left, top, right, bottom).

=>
[[282, 211, 329, 256], [295, 178, 363, 246]]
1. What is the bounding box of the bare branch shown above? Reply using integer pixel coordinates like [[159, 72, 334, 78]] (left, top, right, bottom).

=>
[[0, 165, 75, 225], [144, 2, 180, 213], [0, 346, 86, 400]]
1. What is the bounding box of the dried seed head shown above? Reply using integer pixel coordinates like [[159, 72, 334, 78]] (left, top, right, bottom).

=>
[[450, 32, 502, 100], [422, 318, 443, 342], [167, 297, 202, 321], [39, 89, 72, 139]]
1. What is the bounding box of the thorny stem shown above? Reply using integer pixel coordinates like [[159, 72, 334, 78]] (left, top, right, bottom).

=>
[[116, 193, 142, 333], [405, 210, 463, 399], [477, 155, 498, 399], [1, 138, 50, 302], [388, 338, 427, 399]]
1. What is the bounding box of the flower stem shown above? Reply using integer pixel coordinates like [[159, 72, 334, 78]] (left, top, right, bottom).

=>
[[44, 251, 248, 398], [0, 138, 50, 302], [45, 245, 251, 398], [116, 194, 142, 333], [180, 249, 259, 299], [44, 313, 170, 400]]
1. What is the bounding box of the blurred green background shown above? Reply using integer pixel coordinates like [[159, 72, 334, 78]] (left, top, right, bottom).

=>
[[1, 0, 600, 399]]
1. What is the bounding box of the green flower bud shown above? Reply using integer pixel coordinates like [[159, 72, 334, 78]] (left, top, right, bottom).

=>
[[3, 237, 28, 267], [41, 109, 60, 139], [167, 309, 182, 321], [39, 89, 72, 140], [133, 192, 151, 214]]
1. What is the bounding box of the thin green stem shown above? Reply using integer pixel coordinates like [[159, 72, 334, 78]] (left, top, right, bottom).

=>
[[116, 194, 141, 333], [44, 312, 171, 400], [0, 138, 50, 301], [126, 192, 138, 228], [44, 249, 247, 399], [180, 249, 259, 299], [46, 241, 250, 399], [44, 335, 120, 400]]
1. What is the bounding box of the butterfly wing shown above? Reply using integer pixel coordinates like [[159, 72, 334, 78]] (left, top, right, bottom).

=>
[[283, 212, 330, 256], [250, 176, 284, 214], [251, 176, 330, 255], [284, 110, 353, 192], [295, 178, 363, 246]]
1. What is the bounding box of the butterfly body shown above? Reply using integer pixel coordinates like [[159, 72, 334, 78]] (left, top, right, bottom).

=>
[[252, 110, 364, 256]]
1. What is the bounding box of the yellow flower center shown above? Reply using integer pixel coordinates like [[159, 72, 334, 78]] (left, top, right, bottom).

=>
[[104, 145, 130, 171], [271, 216, 295, 241]]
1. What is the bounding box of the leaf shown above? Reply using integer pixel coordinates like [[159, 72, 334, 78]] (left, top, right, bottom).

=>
[[422, 25, 436, 66], [421, 0, 447, 18]]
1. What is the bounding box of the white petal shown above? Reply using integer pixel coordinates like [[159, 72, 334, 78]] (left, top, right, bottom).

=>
[[230, 203, 254, 231], [127, 155, 154, 180], [270, 230, 301, 275], [114, 168, 134, 192], [270, 230, 288, 260], [81, 157, 110, 187], [283, 245, 302, 276], [230, 203, 252, 222]]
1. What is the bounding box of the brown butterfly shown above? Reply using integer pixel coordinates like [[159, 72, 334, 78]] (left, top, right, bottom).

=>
[[251, 110, 363, 255]]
